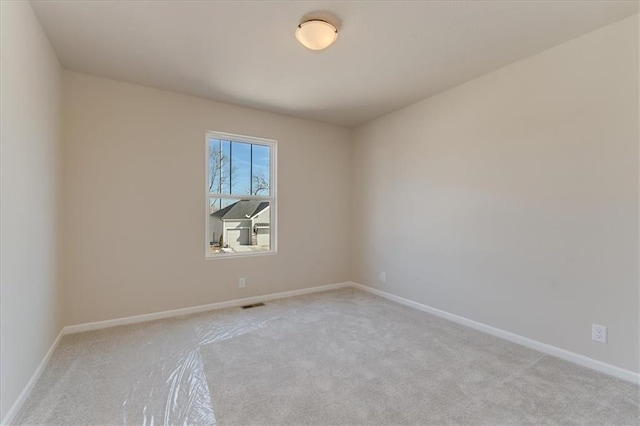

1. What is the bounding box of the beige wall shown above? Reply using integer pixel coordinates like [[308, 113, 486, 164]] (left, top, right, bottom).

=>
[[352, 16, 639, 372], [62, 72, 351, 325], [0, 1, 63, 420]]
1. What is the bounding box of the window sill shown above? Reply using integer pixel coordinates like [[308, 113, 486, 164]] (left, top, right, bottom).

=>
[[205, 250, 277, 260]]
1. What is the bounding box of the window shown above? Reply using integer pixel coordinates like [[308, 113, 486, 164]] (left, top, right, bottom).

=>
[[205, 132, 276, 258]]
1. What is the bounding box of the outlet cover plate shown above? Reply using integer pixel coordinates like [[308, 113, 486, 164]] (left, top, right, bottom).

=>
[[592, 324, 607, 344]]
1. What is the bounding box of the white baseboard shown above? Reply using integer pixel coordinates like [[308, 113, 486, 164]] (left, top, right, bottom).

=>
[[1, 328, 65, 426], [63, 281, 351, 334], [349, 282, 640, 385]]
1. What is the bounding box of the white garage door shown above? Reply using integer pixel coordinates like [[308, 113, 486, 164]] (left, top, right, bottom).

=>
[[227, 228, 250, 247]]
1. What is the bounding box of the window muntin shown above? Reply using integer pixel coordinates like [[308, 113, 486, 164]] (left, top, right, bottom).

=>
[[206, 132, 276, 258]]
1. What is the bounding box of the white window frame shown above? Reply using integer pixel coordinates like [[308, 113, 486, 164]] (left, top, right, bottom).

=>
[[205, 131, 277, 259]]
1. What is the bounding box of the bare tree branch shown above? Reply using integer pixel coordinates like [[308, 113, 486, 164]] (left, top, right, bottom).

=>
[[249, 172, 270, 195], [209, 146, 237, 210]]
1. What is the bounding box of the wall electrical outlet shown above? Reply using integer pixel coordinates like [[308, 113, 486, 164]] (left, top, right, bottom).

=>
[[592, 324, 607, 344], [378, 272, 387, 283], [239, 278, 246, 288]]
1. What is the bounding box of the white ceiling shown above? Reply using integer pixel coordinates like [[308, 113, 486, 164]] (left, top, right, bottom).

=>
[[31, 1, 638, 128]]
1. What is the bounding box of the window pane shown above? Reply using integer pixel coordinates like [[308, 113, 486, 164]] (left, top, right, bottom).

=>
[[220, 140, 231, 194], [208, 138, 221, 193], [230, 142, 251, 196], [251, 144, 271, 196], [208, 198, 271, 255], [210, 140, 271, 197]]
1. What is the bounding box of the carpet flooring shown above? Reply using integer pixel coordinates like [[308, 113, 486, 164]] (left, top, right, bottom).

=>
[[13, 288, 639, 425]]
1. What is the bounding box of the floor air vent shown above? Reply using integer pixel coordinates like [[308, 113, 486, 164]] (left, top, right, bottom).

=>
[[241, 302, 265, 309]]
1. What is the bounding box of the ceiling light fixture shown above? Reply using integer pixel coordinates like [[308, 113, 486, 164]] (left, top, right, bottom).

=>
[[295, 19, 338, 51]]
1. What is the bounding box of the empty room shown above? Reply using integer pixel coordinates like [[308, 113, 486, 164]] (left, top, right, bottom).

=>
[[1, 0, 639, 424]]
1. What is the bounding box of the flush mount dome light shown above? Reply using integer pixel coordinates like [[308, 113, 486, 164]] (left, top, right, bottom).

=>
[[295, 19, 338, 51]]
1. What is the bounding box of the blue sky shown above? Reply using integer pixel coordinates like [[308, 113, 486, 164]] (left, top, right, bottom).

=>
[[209, 138, 270, 197]]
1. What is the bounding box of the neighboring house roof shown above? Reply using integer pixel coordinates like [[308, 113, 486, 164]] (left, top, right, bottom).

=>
[[211, 200, 269, 220]]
